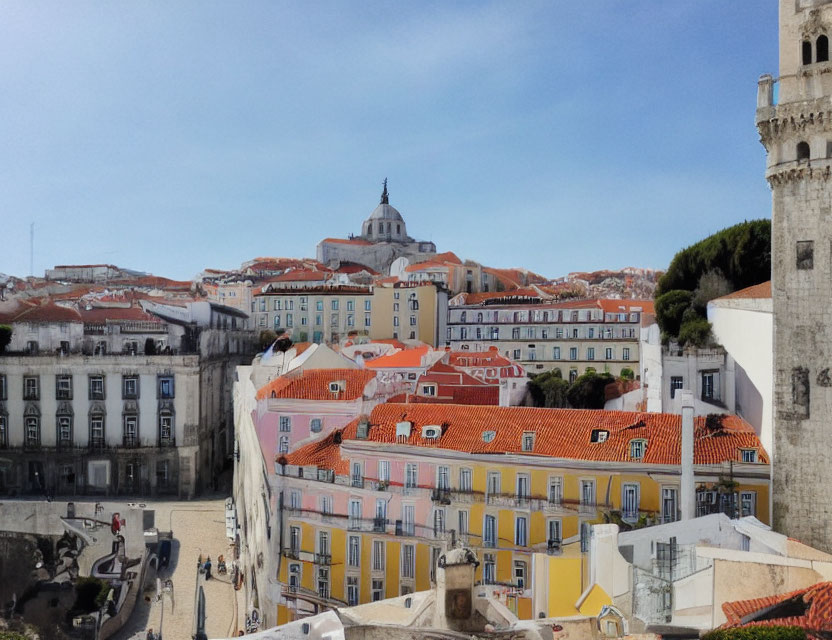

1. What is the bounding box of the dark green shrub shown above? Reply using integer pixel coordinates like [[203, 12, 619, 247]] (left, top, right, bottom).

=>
[[701, 626, 806, 640], [0, 324, 11, 353]]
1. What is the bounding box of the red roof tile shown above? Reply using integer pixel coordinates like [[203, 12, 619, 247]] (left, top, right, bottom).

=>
[[713, 281, 772, 301], [287, 404, 768, 467], [363, 346, 432, 369], [721, 581, 832, 638], [256, 368, 376, 401]]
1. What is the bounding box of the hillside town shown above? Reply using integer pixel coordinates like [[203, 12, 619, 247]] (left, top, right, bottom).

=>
[[1, 2, 830, 640]]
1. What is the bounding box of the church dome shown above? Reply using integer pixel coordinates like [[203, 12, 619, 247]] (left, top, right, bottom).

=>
[[367, 202, 404, 222]]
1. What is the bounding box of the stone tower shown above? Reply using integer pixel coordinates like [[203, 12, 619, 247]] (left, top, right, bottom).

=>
[[758, 0, 832, 551]]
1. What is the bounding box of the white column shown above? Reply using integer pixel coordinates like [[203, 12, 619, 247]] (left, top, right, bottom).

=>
[[680, 390, 696, 521]]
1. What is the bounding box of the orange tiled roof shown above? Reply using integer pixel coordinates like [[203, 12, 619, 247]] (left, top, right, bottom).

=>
[[284, 428, 351, 474], [321, 237, 373, 246], [596, 299, 655, 314], [714, 281, 772, 301], [363, 345, 432, 369], [271, 270, 332, 282], [288, 403, 768, 467], [256, 368, 375, 401], [446, 349, 518, 370], [0, 300, 82, 324], [721, 581, 832, 637]]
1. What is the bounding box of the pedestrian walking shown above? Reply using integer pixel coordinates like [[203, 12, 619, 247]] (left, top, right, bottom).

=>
[[204, 556, 212, 580]]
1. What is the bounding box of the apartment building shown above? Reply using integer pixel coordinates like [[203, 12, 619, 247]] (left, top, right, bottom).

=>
[[252, 282, 448, 347], [232, 395, 769, 627], [0, 298, 255, 497], [447, 297, 651, 380]]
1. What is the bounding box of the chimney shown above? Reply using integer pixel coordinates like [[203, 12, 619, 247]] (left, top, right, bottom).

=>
[[679, 390, 695, 520]]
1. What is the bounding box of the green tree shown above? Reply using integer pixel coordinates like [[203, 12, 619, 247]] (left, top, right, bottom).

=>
[[258, 329, 277, 350], [620, 368, 635, 380], [0, 324, 11, 353], [566, 371, 615, 409], [655, 290, 694, 340], [527, 370, 569, 408]]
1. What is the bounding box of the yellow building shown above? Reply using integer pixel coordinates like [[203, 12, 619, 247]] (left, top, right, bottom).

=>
[[369, 281, 448, 346], [269, 404, 770, 625]]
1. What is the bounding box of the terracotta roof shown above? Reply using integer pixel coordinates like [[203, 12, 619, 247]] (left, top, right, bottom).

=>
[[321, 237, 373, 246], [256, 368, 376, 401], [284, 429, 351, 474], [405, 261, 449, 273], [721, 581, 832, 637], [714, 281, 772, 301], [370, 338, 407, 349], [363, 345, 432, 369], [335, 262, 379, 276], [446, 349, 520, 371], [432, 251, 463, 265], [288, 403, 768, 467], [270, 270, 332, 283], [596, 299, 654, 314], [458, 288, 541, 305], [0, 300, 82, 324], [78, 306, 163, 323]]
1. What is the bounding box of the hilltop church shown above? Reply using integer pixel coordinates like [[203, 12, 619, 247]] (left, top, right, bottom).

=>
[[316, 180, 437, 274]]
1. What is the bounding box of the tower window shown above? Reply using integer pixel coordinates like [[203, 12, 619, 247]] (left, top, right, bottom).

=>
[[803, 40, 813, 65], [797, 240, 814, 270], [818, 35, 829, 62], [797, 141, 810, 161]]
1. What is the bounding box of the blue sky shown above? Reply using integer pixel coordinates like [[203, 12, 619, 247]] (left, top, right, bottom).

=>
[[0, 2, 778, 280]]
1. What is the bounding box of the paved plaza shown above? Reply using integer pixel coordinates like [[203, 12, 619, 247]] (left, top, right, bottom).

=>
[[105, 498, 244, 640]]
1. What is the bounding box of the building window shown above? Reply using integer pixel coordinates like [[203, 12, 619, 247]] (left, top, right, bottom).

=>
[[286, 313, 293, 327], [57, 415, 72, 446], [586, 347, 595, 361], [310, 418, 322, 433], [88, 376, 105, 400], [513, 560, 527, 589], [552, 346, 561, 360], [0, 375, 5, 401], [630, 439, 647, 460], [797, 240, 814, 270], [483, 515, 497, 547], [371, 578, 384, 602], [405, 463, 418, 492], [701, 370, 720, 402], [56, 375, 72, 400], [569, 347, 577, 361], [547, 519, 562, 549], [422, 384, 437, 397], [365, 300, 372, 311], [662, 487, 679, 523], [393, 316, 400, 328], [158, 376, 174, 399], [433, 508, 445, 537], [622, 483, 640, 520], [289, 563, 300, 592], [623, 347, 630, 361], [89, 414, 105, 449], [25, 416, 40, 447], [458, 510, 469, 540], [159, 411, 174, 445], [516, 473, 530, 503], [515, 515, 528, 546], [581, 479, 595, 506], [437, 465, 450, 490], [511, 327, 520, 339], [605, 347, 613, 360], [483, 554, 496, 584], [819, 34, 829, 62], [347, 576, 359, 606], [122, 376, 139, 399], [401, 544, 415, 579], [378, 460, 390, 484], [315, 314, 322, 326], [459, 468, 472, 492], [372, 540, 385, 571], [803, 40, 813, 65], [280, 416, 291, 432], [512, 349, 521, 360], [320, 495, 332, 514], [348, 499, 362, 530], [317, 567, 330, 599], [24, 376, 40, 401], [278, 436, 289, 454], [348, 535, 360, 567], [548, 477, 563, 505], [740, 491, 757, 517], [741, 449, 758, 463], [0, 415, 7, 448], [289, 490, 301, 509], [364, 313, 371, 327], [123, 414, 138, 447], [402, 504, 415, 536], [670, 376, 684, 399], [580, 522, 590, 552], [521, 432, 535, 452], [351, 462, 364, 488]]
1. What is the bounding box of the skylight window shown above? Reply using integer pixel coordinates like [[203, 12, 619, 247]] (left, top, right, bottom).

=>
[[482, 430, 496, 443], [590, 429, 608, 443]]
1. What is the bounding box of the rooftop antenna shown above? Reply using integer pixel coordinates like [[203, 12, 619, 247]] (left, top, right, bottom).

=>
[[30, 222, 34, 277]]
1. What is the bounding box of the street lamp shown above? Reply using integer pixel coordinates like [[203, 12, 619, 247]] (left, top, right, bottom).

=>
[[155, 578, 174, 640]]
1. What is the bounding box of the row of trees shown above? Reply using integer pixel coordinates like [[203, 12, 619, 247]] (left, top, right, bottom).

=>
[[527, 368, 633, 409]]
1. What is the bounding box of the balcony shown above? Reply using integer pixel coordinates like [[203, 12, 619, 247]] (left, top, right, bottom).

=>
[[373, 517, 387, 533], [23, 391, 39, 401], [314, 553, 331, 565], [351, 476, 364, 489], [547, 539, 562, 555], [431, 488, 451, 504], [159, 437, 176, 448], [89, 437, 106, 451], [123, 435, 139, 448]]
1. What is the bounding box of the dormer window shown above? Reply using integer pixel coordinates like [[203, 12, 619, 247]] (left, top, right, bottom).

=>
[[421, 425, 441, 440], [521, 432, 535, 452], [328, 381, 342, 393], [740, 449, 758, 463], [630, 438, 647, 460], [482, 430, 496, 443], [590, 429, 608, 443], [421, 384, 437, 397]]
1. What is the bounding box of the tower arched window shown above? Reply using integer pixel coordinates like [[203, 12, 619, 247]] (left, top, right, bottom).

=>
[[819, 35, 829, 62], [798, 141, 811, 161], [803, 40, 813, 65], [397, 223, 401, 235]]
